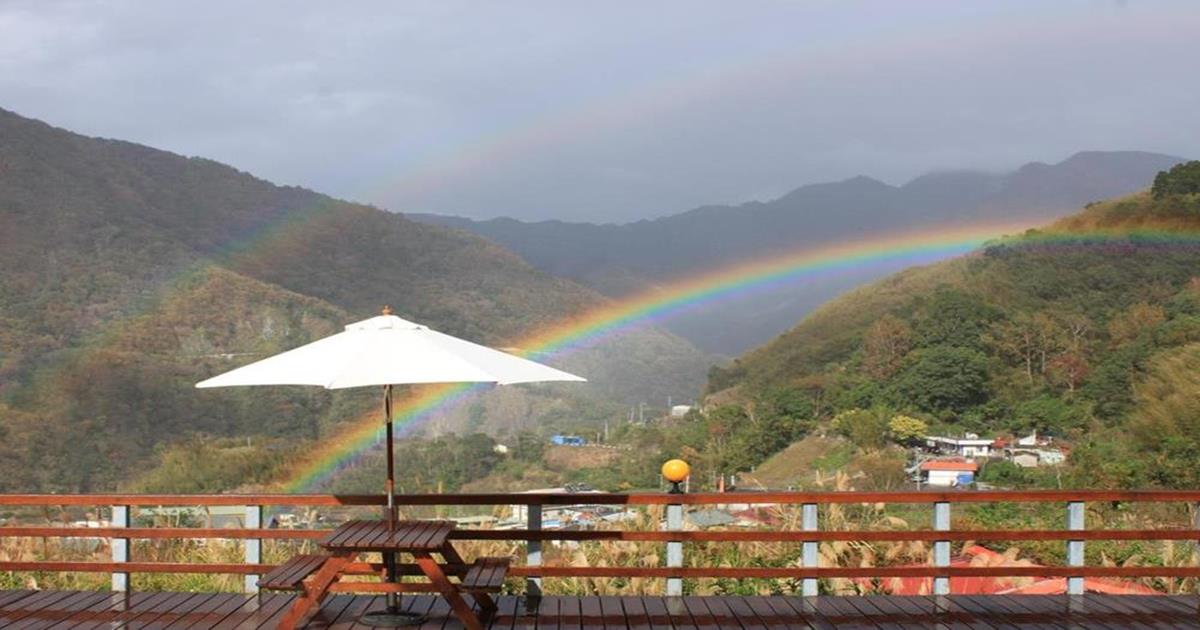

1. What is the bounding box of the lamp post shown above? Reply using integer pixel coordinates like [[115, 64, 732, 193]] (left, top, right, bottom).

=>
[[661, 459, 689, 596]]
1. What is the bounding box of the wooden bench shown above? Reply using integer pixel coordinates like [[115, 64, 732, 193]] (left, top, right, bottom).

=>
[[460, 557, 510, 593], [257, 554, 331, 591]]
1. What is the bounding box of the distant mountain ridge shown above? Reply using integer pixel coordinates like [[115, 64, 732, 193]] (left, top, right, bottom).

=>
[[413, 150, 1186, 354]]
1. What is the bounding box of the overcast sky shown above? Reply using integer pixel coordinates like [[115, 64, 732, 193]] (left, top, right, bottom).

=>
[[1, 1, 1197, 222]]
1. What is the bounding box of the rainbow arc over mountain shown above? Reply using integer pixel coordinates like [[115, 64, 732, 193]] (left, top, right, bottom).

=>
[[282, 219, 1044, 491]]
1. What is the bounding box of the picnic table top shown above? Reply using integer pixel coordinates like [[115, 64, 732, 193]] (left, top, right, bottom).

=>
[[318, 519, 455, 553]]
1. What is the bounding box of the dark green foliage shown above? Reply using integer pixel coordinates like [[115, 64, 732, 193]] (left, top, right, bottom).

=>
[[977, 460, 1030, 486], [912, 289, 1001, 350], [327, 433, 502, 494], [707, 190, 1200, 489], [891, 346, 990, 414], [1152, 161, 1200, 199], [1012, 395, 1089, 435]]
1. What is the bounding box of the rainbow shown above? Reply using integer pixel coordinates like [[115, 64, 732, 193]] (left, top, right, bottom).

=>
[[281, 218, 1049, 491]]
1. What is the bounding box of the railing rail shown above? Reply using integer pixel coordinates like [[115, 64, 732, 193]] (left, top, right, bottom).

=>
[[3, 490, 1199, 595]]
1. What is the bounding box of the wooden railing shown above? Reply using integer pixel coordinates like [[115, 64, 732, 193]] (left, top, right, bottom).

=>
[[3, 490, 1200, 596]]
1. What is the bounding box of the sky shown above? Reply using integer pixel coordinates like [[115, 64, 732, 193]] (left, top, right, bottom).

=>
[[1, 1, 1197, 223]]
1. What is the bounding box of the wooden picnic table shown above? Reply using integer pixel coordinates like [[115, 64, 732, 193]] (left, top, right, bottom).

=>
[[264, 519, 507, 630]]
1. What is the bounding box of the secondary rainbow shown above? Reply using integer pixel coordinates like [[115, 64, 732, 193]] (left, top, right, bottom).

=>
[[282, 219, 1045, 491]]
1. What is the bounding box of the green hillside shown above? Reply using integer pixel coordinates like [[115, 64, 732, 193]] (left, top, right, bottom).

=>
[[702, 163, 1200, 489], [0, 108, 709, 492]]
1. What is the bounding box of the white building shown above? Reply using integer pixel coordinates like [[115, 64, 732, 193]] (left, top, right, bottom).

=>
[[920, 460, 979, 487], [925, 434, 996, 458]]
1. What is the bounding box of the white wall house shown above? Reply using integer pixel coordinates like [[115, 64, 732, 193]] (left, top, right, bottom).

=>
[[920, 460, 979, 487], [925, 435, 995, 458]]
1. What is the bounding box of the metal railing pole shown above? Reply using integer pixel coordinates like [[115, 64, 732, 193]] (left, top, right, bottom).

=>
[[526, 502, 542, 596], [933, 501, 950, 596], [801, 503, 819, 597], [111, 505, 129, 592], [244, 505, 263, 594], [666, 502, 683, 596], [1067, 501, 1085, 595]]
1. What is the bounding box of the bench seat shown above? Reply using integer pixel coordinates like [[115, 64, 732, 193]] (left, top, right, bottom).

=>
[[258, 554, 330, 591], [460, 557, 510, 593]]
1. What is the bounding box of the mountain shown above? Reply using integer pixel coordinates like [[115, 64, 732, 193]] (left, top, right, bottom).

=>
[[702, 169, 1200, 489], [413, 151, 1186, 354], [0, 107, 709, 491]]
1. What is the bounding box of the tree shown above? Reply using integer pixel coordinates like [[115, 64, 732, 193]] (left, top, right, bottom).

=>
[[831, 407, 891, 451], [913, 288, 1001, 351], [892, 346, 991, 414], [987, 315, 1040, 383], [1048, 351, 1089, 392], [888, 414, 928, 444], [862, 314, 912, 379], [1151, 161, 1200, 199], [1107, 302, 1166, 345]]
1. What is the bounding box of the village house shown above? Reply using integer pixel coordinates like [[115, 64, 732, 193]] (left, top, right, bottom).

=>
[[920, 460, 979, 487], [924, 434, 997, 459]]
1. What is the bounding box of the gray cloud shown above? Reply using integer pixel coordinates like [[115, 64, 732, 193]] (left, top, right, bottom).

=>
[[1, 0, 1196, 222]]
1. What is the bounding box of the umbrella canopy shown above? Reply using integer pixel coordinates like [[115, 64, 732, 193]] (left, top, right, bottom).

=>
[[196, 313, 585, 389]]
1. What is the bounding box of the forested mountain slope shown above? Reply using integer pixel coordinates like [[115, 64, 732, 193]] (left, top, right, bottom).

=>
[[0, 108, 708, 491], [416, 151, 1185, 353], [701, 163, 1200, 488]]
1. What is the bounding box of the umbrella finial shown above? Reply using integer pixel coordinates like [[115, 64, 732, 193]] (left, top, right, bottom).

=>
[[381, 305, 394, 316]]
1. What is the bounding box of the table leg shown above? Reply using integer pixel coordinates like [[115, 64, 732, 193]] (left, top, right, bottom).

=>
[[414, 551, 484, 630], [277, 553, 352, 630], [440, 543, 498, 618]]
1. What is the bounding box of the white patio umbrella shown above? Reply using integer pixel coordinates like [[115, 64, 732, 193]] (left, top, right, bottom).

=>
[[196, 307, 585, 624]]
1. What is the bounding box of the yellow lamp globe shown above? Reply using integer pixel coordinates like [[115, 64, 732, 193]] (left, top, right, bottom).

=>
[[661, 459, 690, 483]]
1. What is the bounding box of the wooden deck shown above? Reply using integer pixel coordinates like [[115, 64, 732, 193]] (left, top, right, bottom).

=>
[[1, 591, 1199, 629]]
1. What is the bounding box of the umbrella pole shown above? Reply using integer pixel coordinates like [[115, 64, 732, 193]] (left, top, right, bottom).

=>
[[385, 384, 397, 607], [363, 383, 423, 626]]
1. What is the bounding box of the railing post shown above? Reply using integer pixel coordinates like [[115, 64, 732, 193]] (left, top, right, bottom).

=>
[[933, 501, 950, 596], [244, 505, 263, 594], [526, 502, 542, 596], [111, 504, 129, 592], [1067, 501, 1085, 596], [665, 501, 683, 596], [801, 503, 819, 597]]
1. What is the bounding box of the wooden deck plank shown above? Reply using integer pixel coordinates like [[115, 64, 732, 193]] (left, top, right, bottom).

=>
[[820, 596, 890, 630], [1113, 595, 1200, 629], [121, 591, 209, 629], [596, 597, 623, 630], [1077, 594, 1187, 630], [838, 595, 918, 630], [698, 597, 749, 630], [136, 592, 225, 630], [208, 593, 294, 630], [57, 591, 158, 630], [1143, 594, 1199, 616], [174, 593, 262, 630], [159, 593, 244, 630], [681, 596, 723, 630], [1, 590, 95, 626], [296, 593, 355, 629], [534, 596, 563, 630], [759, 596, 824, 630], [639, 596, 674, 630], [7, 592, 1200, 629], [616, 597, 649, 630], [9, 590, 110, 630], [714, 596, 766, 630], [577, 596, 605, 630], [0, 591, 38, 609], [968, 595, 1066, 630]]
